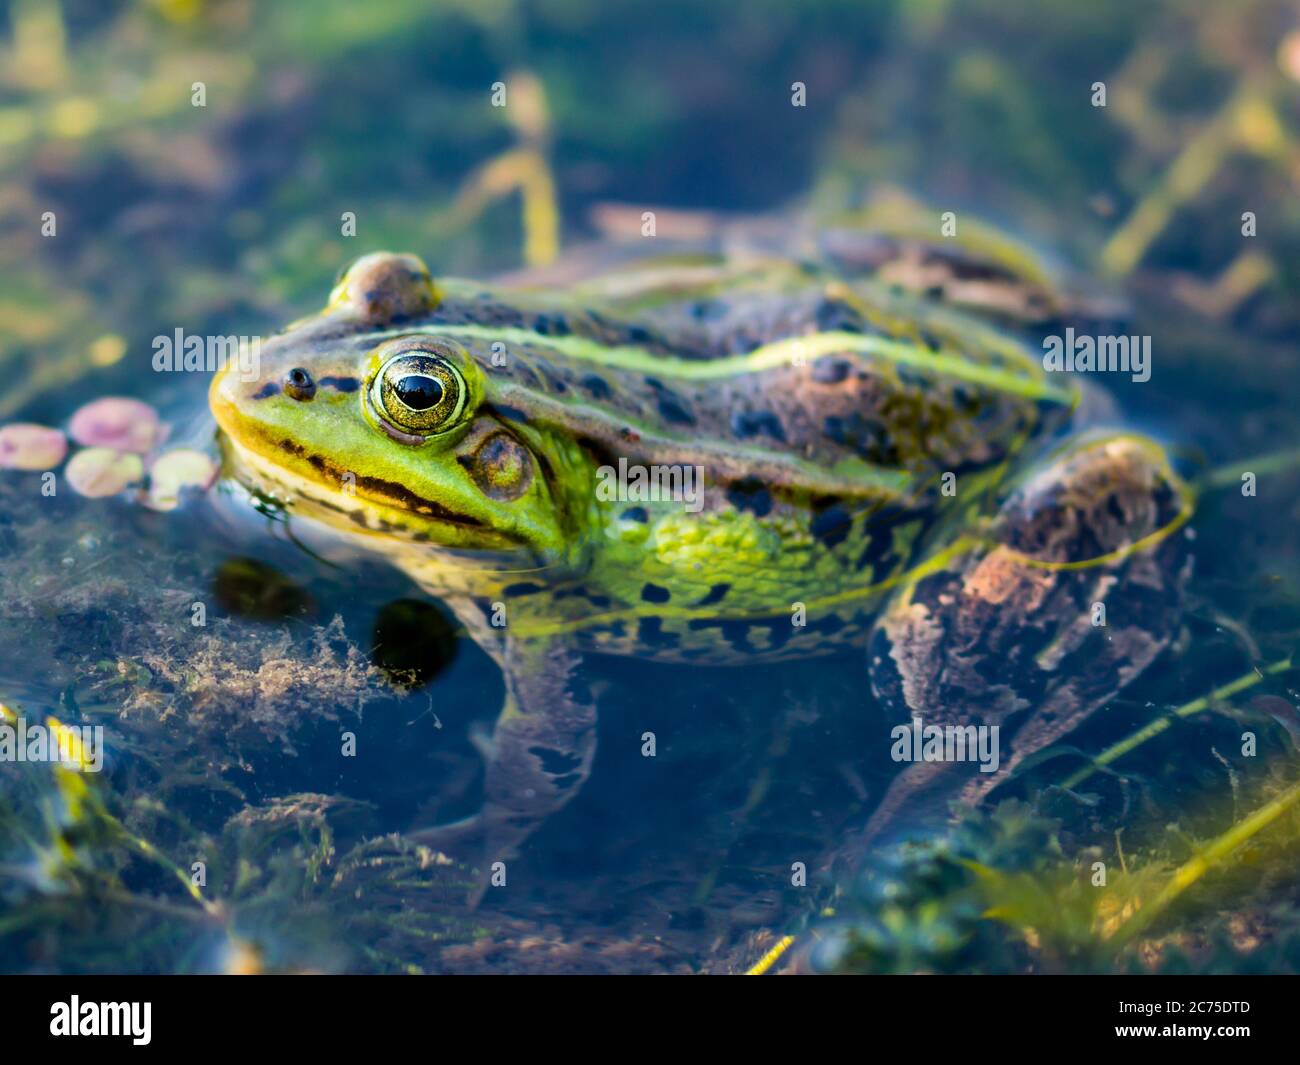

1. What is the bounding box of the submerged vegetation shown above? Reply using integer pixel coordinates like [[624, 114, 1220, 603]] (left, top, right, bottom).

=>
[[814, 768, 1300, 975], [0, 703, 485, 973]]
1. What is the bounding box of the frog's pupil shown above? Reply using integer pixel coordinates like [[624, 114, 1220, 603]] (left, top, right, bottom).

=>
[[395, 374, 443, 410]]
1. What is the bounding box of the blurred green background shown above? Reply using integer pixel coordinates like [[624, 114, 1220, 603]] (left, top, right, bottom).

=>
[[3, 0, 1300, 424]]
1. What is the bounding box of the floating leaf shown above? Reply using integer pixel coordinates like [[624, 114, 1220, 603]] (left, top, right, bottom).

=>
[[0, 422, 67, 470], [144, 448, 217, 511], [68, 397, 162, 453], [65, 447, 144, 498]]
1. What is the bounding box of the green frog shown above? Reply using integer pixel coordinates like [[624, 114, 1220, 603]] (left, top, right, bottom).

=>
[[209, 243, 1193, 882]]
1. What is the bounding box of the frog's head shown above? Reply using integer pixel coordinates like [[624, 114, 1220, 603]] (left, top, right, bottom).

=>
[[210, 253, 578, 563]]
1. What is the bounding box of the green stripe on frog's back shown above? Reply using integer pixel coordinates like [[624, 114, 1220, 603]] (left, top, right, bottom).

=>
[[364, 320, 1067, 510], [429, 272, 1069, 393], [367, 323, 1071, 403]]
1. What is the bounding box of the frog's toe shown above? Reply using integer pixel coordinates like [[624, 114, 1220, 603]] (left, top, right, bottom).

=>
[[411, 814, 502, 908], [410, 813, 485, 855]]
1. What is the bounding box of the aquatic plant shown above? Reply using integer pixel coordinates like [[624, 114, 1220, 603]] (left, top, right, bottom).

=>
[[809, 760, 1300, 975], [0, 699, 484, 973]]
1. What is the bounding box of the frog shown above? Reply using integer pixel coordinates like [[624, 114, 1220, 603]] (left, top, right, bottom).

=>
[[208, 244, 1193, 886]]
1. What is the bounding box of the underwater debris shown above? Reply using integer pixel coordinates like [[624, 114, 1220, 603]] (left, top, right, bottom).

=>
[[101, 615, 390, 752], [0, 763, 484, 973]]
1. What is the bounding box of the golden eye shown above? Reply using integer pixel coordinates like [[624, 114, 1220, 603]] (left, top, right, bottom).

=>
[[370, 351, 466, 435]]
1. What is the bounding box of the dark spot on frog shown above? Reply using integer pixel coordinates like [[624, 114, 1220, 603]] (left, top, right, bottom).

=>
[[637, 616, 679, 649], [950, 384, 977, 411], [531, 313, 571, 336], [644, 376, 696, 425], [730, 410, 786, 442], [815, 297, 862, 333], [640, 583, 671, 604], [823, 412, 902, 465], [810, 358, 851, 385], [686, 615, 759, 653], [726, 477, 772, 517], [508, 360, 544, 390], [657, 396, 695, 425], [318, 375, 360, 393], [553, 587, 612, 609], [620, 506, 648, 523], [252, 382, 280, 400], [855, 509, 917, 576], [503, 582, 546, 596], [284, 367, 316, 401], [485, 402, 530, 424], [691, 299, 727, 322], [580, 373, 611, 400], [349, 508, 402, 533], [811, 502, 853, 548], [527, 746, 584, 777], [695, 583, 730, 606], [910, 572, 954, 614]]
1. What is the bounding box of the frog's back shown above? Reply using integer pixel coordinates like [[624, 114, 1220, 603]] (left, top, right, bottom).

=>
[[419, 257, 1077, 665]]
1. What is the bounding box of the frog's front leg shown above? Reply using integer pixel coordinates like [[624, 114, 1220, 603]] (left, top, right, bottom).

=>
[[413, 608, 596, 897], [479, 632, 597, 862], [843, 433, 1193, 862]]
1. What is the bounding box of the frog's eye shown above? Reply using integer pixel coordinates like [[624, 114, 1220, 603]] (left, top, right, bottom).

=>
[[370, 351, 467, 435]]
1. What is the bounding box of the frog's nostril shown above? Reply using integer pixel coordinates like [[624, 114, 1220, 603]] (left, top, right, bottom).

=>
[[284, 367, 316, 401]]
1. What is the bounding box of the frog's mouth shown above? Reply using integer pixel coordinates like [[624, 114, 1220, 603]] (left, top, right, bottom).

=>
[[213, 425, 525, 553]]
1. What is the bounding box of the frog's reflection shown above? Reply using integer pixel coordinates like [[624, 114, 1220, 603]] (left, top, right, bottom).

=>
[[212, 556, 313, 621]]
